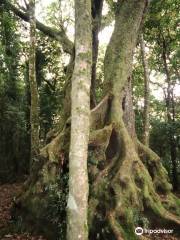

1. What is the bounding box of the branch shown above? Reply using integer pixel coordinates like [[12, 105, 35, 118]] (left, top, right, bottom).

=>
[[2, 0, 74, 55]]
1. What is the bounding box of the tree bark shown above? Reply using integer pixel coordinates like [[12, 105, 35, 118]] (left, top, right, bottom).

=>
[[29, 0, 39, 169], [66, 0, 92, 239], [103, 1, 147, 124], [122, 77, 136, 139], [140, 33, 150, 146], [90, 0, 104, 108]]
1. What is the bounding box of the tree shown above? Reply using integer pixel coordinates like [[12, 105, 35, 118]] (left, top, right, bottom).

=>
[[140, 33, 150, 146], [29, 0, 39, 168], [3, 1, 179, 239], [67, 0, 92, 239]]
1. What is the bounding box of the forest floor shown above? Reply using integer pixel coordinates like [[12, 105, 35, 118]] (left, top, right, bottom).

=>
[[0, 183, 46, 240], [0, 182, 179, 240]]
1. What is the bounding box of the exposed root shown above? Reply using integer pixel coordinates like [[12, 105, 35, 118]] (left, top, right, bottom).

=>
[[137, 140, 160, 163], [89, 120, 180, 239], [108, 212, 124, 240], [137, 140, 172, 194], [163, 211, 180, 225], [89, 124, 113, 148], [90, 94, 111, 130], [12, 110, 180, 240], [136, 140, 180, 221]]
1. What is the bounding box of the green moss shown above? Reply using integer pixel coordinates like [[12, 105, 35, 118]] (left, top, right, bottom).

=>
[[162, 194, 180, 216], [121, 226, 138, 240]]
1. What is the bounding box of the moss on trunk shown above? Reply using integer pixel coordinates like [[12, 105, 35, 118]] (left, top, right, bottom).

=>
[[13, 100, 180, 239], [12, 1, 180, 239]]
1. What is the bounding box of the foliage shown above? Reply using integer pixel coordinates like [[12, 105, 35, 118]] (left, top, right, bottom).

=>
[[133, 0, 180, 188], [43, 173, 69, 240], [0, 7, 30, 182], [150, 118, 180, 180]]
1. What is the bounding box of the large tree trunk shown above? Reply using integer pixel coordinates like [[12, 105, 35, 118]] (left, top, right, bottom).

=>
[[29, 0, 39, 169], [67, 0, 92, 239], [13, 1, 180, 239], [89, 0, 180, 238], [140, 33, 150, 146]]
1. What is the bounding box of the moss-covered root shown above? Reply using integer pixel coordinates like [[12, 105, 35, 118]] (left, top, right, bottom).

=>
[[108, 212, 149, 240], [12, 124, 71, 239], [134, 161, 180, 225], [108, 212, 124, 240], [137, 140, 180, 217], [89, 121, 180, 240], [137, 140, 172, 194]]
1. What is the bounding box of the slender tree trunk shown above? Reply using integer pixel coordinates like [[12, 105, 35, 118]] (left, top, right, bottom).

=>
[[162, 38, 171, 119], [67, 0, 92, 239], [170, 133, 178, 191], [90, 0, 104, 108], [29, 0, 39, 169], [140, 33, 150, 146]]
